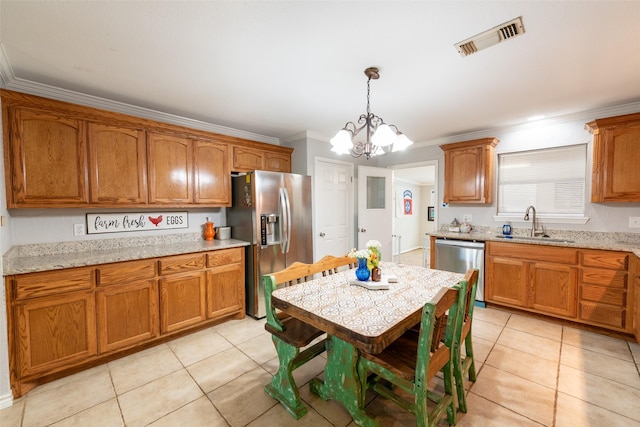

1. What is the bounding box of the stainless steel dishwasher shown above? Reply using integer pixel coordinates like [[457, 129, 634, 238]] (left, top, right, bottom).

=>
[[434, 238, 485, 304]]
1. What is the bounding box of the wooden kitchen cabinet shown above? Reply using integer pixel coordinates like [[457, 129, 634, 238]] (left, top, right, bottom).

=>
[[158, 253, 207, 333], [206, 248, 245, 320], [633, 255, 640, 342], [486, 241, 578, 318], [265, 151, 291, 173], [96, 259, 159, 353], [194, 140, 231, 205], [586, 112, 640, 202], [148, 132, 194, 204], [231, 144, 292, 173], [88, 122, 148, 204], [440, 137, 498, 204], [3, 105, 88, 207]]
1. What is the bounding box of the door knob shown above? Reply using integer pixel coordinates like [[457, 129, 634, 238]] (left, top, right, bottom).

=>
[[319, 232, 326, 237]]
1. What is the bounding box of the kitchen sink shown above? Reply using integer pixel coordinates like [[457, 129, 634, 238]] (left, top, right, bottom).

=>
[[494, 235, 575, 244]]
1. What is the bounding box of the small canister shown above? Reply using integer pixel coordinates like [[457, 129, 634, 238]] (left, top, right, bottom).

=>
[[502, 222, 512, 236], [215, 226, 231, 240]]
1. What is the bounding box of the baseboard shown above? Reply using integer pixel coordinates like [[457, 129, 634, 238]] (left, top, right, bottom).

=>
[[0, 391, 13, 409]]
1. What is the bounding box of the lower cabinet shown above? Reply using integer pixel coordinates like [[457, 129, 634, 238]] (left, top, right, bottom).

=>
[[486, 242, 632, 334], [5, 247, 245, 397]]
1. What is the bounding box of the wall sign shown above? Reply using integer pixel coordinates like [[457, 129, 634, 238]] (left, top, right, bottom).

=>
[[86, 212, 189, 234], [403, 190, 413, 215]]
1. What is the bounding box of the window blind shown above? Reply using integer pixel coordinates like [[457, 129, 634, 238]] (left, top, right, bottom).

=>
[[498, 144, 586, 215]]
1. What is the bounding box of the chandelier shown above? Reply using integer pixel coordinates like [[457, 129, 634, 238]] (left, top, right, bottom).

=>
[[330, 67, 413, 159]]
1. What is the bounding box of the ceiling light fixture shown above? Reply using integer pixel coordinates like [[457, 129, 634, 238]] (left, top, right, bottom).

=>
[[330, 67, 413, 159]]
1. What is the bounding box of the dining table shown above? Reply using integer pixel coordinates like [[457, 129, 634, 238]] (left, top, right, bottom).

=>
[[270, 261, 464, 427]]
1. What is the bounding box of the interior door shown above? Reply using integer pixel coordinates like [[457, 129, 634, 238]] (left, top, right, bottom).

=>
[[314, 158, 354, 260], [357, 165, 393, 261]]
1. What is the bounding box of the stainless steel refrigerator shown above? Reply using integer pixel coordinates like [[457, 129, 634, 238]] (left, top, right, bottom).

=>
[[227, 171, 313, 318]]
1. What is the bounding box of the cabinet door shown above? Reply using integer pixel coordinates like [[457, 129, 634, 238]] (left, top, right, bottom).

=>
[[206, 267, 245, 320], [88, 122, 147, 205], [96, 280, 159, 353], [444, 146, 483, 202], [265, 152, 291, 173], [594, 124, 640, 202], [530, 263, 577, 317], [148, 132, 193, 204], [485, 256, 528, 307], [159, 271, 206, 333], [232, 146, 264, 171], [15, 291, 96, 377], [194, 140, 231, 205], [7, 107, 88, 207]]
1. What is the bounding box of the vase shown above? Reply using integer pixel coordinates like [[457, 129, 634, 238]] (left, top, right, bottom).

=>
[[371, 267, 381, 282], [355, 257, 370, 281]]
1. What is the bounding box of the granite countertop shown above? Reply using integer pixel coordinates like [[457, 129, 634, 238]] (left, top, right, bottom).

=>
[[3, 235, 250, 276], [429, 229, 640, 257]]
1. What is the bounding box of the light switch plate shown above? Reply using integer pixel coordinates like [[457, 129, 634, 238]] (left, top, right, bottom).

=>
[[73, 224, 85, 236], [630, 217, 640, 228], [462, 214, 472, 223]]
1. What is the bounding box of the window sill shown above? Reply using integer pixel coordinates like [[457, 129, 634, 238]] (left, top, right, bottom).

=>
[[493, 215, 590, 225]]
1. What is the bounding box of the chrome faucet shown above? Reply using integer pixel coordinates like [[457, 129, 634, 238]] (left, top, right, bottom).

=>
[[524, 205, 545, 237]]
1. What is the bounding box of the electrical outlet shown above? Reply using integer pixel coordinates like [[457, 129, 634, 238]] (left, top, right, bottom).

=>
[[73, 224, 85, 236], [462, 214, 472, 223], [629, 217, 640, 228]]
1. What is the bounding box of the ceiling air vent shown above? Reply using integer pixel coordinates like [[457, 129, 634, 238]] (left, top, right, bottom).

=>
[[454, 16, 525, 57]]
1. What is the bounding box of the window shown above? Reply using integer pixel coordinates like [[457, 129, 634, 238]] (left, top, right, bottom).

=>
[[497, 144, 587, 217]]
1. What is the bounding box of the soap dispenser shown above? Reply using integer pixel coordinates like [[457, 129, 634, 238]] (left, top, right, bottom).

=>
[[204, 217, 215, 241]]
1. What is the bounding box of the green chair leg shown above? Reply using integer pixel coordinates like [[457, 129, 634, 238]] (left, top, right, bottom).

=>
[[263, 336, 307, 419]]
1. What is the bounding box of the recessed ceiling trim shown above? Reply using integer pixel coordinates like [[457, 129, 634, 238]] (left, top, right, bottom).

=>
[[455, 16, 525, 57]]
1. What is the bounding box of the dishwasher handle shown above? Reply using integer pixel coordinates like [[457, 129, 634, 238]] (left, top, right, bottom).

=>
[[435, 238, 485, 249]]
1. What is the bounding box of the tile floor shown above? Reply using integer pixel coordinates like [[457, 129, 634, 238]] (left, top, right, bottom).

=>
[[2, 304, 639, 427]]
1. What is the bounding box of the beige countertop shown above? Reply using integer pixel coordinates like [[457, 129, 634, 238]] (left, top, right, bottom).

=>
[[3, 235, 250, 276], [429, 229, 640, 258]]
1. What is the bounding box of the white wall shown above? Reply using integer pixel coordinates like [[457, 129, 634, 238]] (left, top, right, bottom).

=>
[[0, 94, 12, 408]]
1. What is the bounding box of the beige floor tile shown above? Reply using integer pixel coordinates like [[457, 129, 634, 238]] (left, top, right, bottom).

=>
[[0, 398, 25, 427], [506, 313, 563, 341], [629, 340, 640, 365], [497, 327, 561, 362], [558, 364, 640, 422], [299, 380, 355, 427], [208, 367, 277, 427], [22, 368, 115, 427], [472, 306, 511, 327], [246, 402, 334, 427], [485, 344, 558, 389], [471, 318, 504, 343], [555, 392, 640, 427], [471, 364, 555, 426], [49, 399, 123, 427], [25, 364, 109, 397], [148, 396, 228, 427], [118, 369, 203, 426], [455, 392, 544, 427], [236, 330, 279, 365], [167, 327, 233, 367], [214, 316, 266, 345], [108, 343, 182, 395], [562, 327, 634, 362], [463, 335, 493, 365], [561, 343, 640, 389], [187, 346, 258, 393]]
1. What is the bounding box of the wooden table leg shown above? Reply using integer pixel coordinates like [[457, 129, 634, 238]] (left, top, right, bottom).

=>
[[310, 335, 379, 427]]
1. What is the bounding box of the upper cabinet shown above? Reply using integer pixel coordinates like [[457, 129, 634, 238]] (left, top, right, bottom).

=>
[[4, 106, 89, 207], [2, 89, 290, 208], [440, 137, 499, 204], [586, 112, 640, 202]]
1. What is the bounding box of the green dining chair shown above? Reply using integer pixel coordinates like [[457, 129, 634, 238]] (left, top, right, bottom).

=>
[[357, 280, 467, 427], [263, 254, 354, 420], [454, 268, 479, 413]]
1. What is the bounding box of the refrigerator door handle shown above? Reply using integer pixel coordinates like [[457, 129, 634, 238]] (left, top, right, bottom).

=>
[[279, 187, 292, 254]]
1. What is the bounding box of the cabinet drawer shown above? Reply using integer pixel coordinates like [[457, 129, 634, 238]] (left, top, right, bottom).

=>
[[97, 259, 157, 286], [12, 267, 94, 300], [580, 284, 626, 306], [158, 253, 206, 275], [487, 242, 578, 264], [579, 301, 625, 329], [581, 267, 627, 288], [208, 248, 243, 267], [582, 251, 628, 270]]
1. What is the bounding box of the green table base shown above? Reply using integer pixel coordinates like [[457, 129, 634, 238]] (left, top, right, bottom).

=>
[[310, 335, 379, 427]]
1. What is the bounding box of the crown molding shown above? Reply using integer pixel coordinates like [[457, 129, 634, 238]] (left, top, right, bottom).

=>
[[0, 45, 280, 145]]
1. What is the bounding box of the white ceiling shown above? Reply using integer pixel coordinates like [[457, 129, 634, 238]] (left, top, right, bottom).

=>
[[1, 1, 640, 150]]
